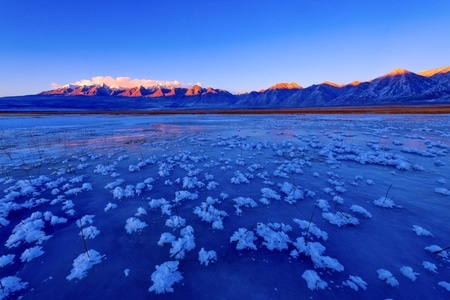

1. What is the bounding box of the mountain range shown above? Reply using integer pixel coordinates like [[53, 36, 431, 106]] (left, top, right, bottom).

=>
[[2, 66, 450, 111]]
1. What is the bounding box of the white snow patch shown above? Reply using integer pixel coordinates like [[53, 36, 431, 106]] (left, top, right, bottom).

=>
[[165, 216, 186, 229], [373, 197, 401, 208], [0, 254, 15, 267], [343, 275, 367, 291], [198, 248, 217, 266], [193, 201, 228, 230], [425, 245, 449, 258], [377, 269, 399, 287], [20, 246, 45, 262], [293, 218, 328, 241], [434, 188, 450, 196], [438, 281, 450, 292], [169, 226, 196, 260], [255, 223, 291, 251], [148, 260, 183, 294], [0, 276, 28, 299], [233, 197, 258, 216], [125, 217, 148, 234], [412, 225, 433, 237], [66, 250, 105, 281], [135, 207, 147, 217], [350, 205, 372, 218], [158, 232, 176, 246], [302, 269, 327, 291], [322, 212, 359, 227], [400, 266, 419, 281], [230, 228, 257, 250], [104, 202, 118, 212], [422, 261, 438, 273]]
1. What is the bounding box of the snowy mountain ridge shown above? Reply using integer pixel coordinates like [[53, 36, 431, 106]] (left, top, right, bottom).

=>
[[2, 66, 450, 110]]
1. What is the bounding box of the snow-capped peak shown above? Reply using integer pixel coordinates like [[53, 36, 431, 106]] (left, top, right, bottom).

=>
[[268, 82, 302, 90], [348, 80, 362, 86], [323, 81, 344, 88], [384, 68, 411, 77], [418, 66, 450, 77]]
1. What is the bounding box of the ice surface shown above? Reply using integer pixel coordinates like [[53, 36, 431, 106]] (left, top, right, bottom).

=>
[[0, 114, 449, 299]]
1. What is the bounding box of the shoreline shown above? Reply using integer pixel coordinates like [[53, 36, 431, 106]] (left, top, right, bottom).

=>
[[1, 105, 450, 116]]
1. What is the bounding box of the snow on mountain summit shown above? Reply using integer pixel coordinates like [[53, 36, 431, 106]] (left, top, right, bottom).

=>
[[33, 65, 450, 108], [418, 66, 450, 77], [322, 81, 344, 88], [268, 82, 302, 90], [383, 68, 411, 77]]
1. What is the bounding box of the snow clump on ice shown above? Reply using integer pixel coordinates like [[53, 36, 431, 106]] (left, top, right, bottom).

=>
[[373, 197, 401, 208], [0, 276, 28, 299], [400, 266, 419, 281], [255, 222, 291, 251], [377, 269, 399, 287], [302, 269, 327, 290], [125, 217, 148, 234], [0, 254, 15, 267], [169, 226, 196, 260], [148, 260, 183, 294], [422, 261, 438, 273], [198, 248, 217, 266], [230, 228, 257, 250], [293, 218, 328, 241], [66, 250, 105, 281], [412, 225, 433, 237], [350, 205, 372, 218], [20, 246, 44, 262], [342, 275, 367, 291], [438, 281, 450, 292], [322, 212, 359, 227]]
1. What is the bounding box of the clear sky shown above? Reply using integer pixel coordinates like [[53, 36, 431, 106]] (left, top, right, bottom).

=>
[[1, 0, 450, 96]]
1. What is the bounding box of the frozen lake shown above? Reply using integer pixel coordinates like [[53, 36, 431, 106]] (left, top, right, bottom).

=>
[[0, 114, 449, 299]]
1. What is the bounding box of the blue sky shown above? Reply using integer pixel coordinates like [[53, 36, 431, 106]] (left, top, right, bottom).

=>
[[1, 0, 450, 96]]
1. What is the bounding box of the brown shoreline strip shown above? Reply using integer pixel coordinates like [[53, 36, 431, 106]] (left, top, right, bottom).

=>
[[1, 105, 450, 116]]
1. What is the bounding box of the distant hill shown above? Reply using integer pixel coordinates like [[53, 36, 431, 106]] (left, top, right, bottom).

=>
[[1, 66, 450, 111]]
